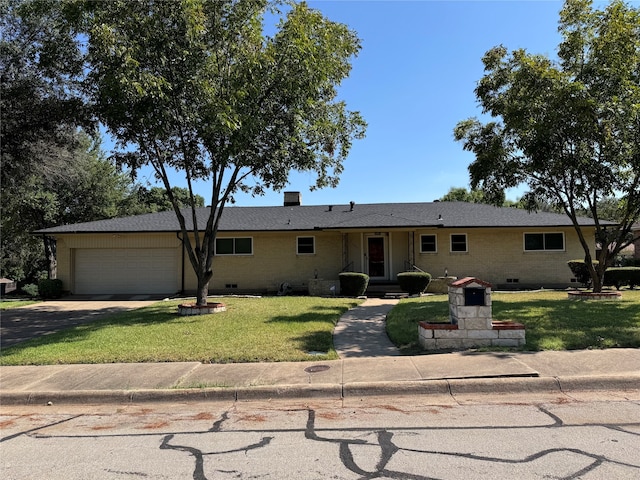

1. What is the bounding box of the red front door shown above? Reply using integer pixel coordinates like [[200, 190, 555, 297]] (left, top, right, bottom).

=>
[[367, 236, 386, 278]]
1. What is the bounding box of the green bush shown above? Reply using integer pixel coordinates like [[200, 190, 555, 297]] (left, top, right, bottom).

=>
[[397, 271, 432, 295], [567, 260, 599, 287], [38, 279, 64, 299], [620, 257, 640, 267], [604, 267, 640, 290], [338, 272, 369, 297], [21, 284, 39, 298]]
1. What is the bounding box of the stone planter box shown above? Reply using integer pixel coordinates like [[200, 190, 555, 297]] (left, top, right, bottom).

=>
[[177, 302, 226, 316]]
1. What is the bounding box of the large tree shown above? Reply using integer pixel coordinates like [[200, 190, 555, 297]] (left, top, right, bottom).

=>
[[0, 131, 144, 283], [1, 0, 95, 283], [1, 0, 92, 190], [82, 0, 366, 305], [454, 0, 640, 292]]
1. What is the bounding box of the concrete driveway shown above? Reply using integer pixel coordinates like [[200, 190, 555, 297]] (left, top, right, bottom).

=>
[[0, 296, 163, 349]]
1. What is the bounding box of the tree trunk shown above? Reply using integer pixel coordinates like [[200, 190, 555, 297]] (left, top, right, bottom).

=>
[[44, 236, 57, 280], [592, 272, 604, 293], [196, 277, 209, 306]]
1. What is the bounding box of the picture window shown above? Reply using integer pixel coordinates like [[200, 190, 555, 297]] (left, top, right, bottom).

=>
[[215, 237, 253, 255], [524, 233, 564, 251]]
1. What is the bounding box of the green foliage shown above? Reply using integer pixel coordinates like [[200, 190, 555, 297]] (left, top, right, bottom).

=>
[[454, 0, 640, 292], [621, 258, 640, 267], [567, 260, 600, 287], [37, 278, 63, 298], [604, 267, 640, 290], [21, 284, 39, 298], [132, 187, 205, 214], [396, 272, 432, 295], [339, 272, 369, 297], [82, 0, 366, 305], [0, 296, 362, 365], [0, 131, 144, 283]]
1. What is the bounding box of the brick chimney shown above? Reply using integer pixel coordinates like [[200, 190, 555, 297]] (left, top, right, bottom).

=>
[[284, 191, 302, 206]]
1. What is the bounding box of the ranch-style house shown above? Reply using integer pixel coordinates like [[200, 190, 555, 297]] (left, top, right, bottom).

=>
[[36, 192, 608, 296]]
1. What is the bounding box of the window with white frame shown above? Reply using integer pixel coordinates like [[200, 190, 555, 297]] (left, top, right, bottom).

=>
[[297, 236, 315, 254], [215, 237, 253, 255], [450, 234, 467, 252], [420, 234, 437, 253], [524, 233, 564, 251]]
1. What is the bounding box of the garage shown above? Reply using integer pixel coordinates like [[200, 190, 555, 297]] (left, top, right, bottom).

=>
[[74, 248, 180, 295]]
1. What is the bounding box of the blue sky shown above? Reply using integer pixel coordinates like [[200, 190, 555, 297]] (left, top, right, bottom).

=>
[[119, 0, 581, 207]]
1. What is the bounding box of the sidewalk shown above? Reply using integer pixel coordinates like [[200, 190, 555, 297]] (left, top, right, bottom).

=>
[[1, 299, 639, 405]]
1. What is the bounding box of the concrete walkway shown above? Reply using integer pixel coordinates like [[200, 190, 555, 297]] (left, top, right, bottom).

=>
[[333, 298, 400, 357]]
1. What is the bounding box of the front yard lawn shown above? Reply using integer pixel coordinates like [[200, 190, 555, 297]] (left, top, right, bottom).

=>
[[386, 289, 640, 354], [0, 296, 361, 365], [0, 299, 40, 310]]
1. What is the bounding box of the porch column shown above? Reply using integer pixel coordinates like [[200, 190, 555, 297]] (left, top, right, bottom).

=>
[[342, 233, 349, 270], [408, 231, 415, 267]]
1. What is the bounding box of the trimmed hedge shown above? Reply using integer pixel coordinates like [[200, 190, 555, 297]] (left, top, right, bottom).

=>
[[38, 279, 63, 299], [397, 271, 432, 295], [604, 267, 640, 290], [338, 272, 369, 297], [567, 260, 599, 287]]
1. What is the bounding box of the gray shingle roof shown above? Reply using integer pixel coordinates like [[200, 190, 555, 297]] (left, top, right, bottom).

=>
[[34, 201, 607, 234]]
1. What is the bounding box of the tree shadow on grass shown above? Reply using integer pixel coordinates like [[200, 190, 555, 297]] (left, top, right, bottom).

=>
[[0, 302, 184, 356], [493, 297, 640, 350], [387, 293, 640, 352]]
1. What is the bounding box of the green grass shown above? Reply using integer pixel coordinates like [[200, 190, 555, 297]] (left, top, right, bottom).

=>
[[386, 289, 640, 354], [0, 299, 40, 310], [0, 296, 362, 365]]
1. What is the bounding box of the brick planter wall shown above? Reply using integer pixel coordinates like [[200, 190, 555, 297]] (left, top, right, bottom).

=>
[[177, 303, 227, 316]]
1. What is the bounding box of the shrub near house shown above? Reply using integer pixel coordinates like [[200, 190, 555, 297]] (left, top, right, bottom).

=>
[[604, 268, 640, 290], [397, 272, 432, 295]]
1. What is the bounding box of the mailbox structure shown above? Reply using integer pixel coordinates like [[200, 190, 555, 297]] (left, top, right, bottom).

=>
[[418, 277, 525, 350], [449, 277, 493, 329]]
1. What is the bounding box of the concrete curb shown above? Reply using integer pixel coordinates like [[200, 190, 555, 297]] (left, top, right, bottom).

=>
[[343, 380, 450, 397], [2, 375, 638, 405], [556, 374, 640, 392], [447, 376, 561, 395]]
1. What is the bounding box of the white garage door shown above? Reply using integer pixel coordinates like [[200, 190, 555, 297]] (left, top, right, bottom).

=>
[[75, 248, 179, 294]]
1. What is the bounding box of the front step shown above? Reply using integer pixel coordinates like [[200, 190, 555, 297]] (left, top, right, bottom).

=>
[[365, 283, 407, 299]]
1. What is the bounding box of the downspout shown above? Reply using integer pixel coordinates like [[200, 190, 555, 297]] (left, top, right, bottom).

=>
[[176, 232, 185, 295]]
